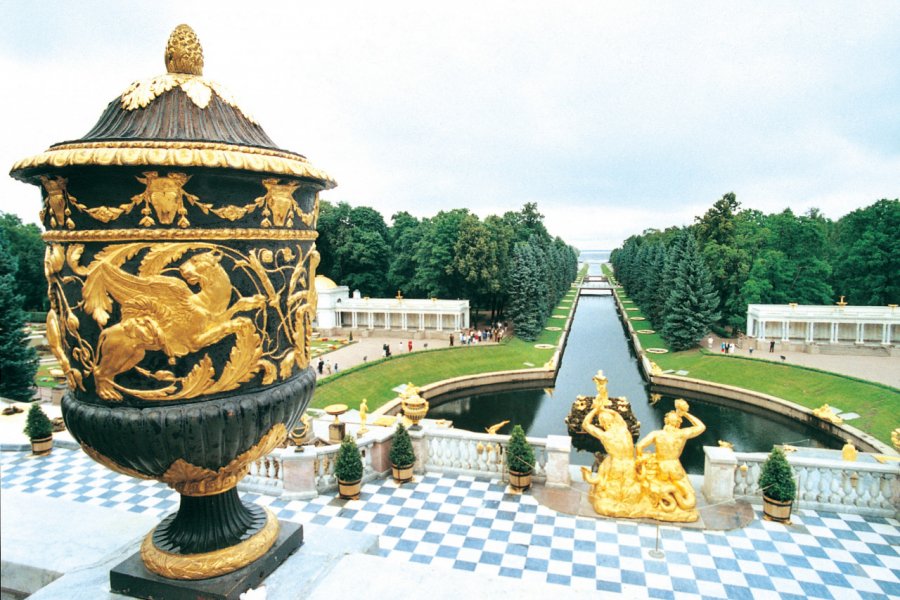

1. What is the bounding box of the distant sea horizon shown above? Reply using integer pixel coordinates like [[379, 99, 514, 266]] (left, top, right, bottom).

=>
[[577, 249, 611, 262]]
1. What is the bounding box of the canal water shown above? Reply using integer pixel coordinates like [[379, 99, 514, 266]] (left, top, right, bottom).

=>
[[429, 265, 841, 473]]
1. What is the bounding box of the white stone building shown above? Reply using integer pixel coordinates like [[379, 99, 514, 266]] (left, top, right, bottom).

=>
[[746, 303, 899, 355], [314, 275, 470, 338]]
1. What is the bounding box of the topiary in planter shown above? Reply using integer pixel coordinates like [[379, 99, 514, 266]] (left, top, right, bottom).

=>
[[389, 423, 416, 483], [759, 446, 796, 502], [506, 424, 534, 490], [24, 402, 54, 455], [759, 446, 796, 523], [24, 402, 53, 440], [335, 435, 363, 483]]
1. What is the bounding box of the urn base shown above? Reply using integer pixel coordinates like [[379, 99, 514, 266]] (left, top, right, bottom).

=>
[[111, 519, 303, 599]]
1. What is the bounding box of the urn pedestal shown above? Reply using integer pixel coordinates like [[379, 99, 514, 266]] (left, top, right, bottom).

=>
[[9, 25, 336, 595]]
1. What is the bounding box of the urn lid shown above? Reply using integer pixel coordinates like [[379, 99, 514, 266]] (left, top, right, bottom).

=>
[[10, 25, 335, 189]]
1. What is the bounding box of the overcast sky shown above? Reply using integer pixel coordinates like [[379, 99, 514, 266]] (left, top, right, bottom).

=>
[[2, 1, 898, 249]]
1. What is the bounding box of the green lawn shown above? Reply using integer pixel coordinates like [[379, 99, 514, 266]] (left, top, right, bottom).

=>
[[312, 279, 585, 411], [604, 276, 900, 447], [652, 350, 900, 445]]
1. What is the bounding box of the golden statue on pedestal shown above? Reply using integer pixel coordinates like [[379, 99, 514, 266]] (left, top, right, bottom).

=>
[[580, 375, 706, 522]]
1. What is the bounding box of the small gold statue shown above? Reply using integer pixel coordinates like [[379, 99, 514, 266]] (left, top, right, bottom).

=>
[[485, 420, 510, 435], [892, 428, 900, 450], [841, 440, 858, 462], [357, 398, 369, 437], [592, 370, 610, 406], [717, 440, 734, 450], [812, 404, 844, 425]]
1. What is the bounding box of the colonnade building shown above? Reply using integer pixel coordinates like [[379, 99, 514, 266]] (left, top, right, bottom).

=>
[[746, 303, 899, 355], [313, 276, 470, 338]]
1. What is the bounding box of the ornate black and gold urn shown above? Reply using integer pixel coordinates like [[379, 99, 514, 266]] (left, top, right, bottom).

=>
[[9, 25, 334, 588]]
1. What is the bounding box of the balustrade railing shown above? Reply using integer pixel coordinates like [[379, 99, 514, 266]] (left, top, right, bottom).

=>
[[731, 450, 899, 517], [239, 447, 287, 495], [310, 437, 380, 492], [422, 427, 548, 481]]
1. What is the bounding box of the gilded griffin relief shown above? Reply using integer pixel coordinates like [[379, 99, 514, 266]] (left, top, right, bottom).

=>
[[45, 241, 319, 401]]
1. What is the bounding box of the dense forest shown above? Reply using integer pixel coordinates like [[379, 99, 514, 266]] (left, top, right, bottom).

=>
[[316, 201, 579, 340], [610, 195, 899, 349], [0, 202, 579, 342]]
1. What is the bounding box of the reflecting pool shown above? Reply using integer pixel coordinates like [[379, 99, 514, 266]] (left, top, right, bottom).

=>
[[429, 286, 841, 473]]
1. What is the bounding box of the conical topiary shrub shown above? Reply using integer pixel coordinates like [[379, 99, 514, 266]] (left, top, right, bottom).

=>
[[335, 435, 363, 499], [759, 446, 796, 522], [389, 422, 415, 483], [506, 424, 534, 491], [23, 402, 54, 455]]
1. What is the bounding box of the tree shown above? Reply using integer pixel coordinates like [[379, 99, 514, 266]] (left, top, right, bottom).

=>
[[661, 233, 720, 351], [315, 202, 391, 296], [694, 192, 739, 247], [831, 199, 899, 305], [387, 211, 425, 296], [506, 243, 543, 340], [453, 214, 512, 319], [0, 213, 46, 312], [412, 209, 469, 298], [503, 202, 550, 245], [0, 229, 39, 401]]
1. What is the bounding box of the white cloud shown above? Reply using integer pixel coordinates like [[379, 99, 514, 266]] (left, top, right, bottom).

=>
[[3, 1, 898, 248]]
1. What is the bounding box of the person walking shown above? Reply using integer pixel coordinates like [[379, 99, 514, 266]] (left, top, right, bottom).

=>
[[769, 340, 775, 353], [449, 334, 454, 347], [408, 340, 413, 353]]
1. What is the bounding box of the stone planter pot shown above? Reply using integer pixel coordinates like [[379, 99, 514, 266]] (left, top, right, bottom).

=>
[[509, 469, 532, 491], [338, 479, 361, 500], [392, 463, 414, 484], [762, 495, 793, 523], [9, 25, 335, 583], [30, 436, 54, 456]]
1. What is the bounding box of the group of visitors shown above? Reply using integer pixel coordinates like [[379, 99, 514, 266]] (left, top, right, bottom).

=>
[[451, 324, 506, 347], [316, 358, 338, 376]]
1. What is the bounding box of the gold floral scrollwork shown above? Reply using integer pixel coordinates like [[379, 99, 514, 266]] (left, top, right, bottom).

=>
[[81, 444, 154, 480], [141, 507, 279, 580], [161, 423, 287, 496], [81, 423, 286, 497]]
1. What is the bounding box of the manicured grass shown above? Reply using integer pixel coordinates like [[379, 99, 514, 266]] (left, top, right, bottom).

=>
[[312, 271, 586, 412], [35, 360, 62, 389], [607, 278, 900, 446], [310, 339, 558, 411], [652, 350, 900, 445]]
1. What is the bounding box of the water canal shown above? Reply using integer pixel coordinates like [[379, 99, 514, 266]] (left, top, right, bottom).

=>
[[429, 265, 842, 473]]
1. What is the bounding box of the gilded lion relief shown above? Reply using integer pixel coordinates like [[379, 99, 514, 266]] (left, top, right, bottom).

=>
[[45, 240, 319, 402]]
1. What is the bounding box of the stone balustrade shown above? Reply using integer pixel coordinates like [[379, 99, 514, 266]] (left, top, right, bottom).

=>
[[251, 421, 572, 498], [703, 445, 900, 517], [242, 427, 897, 520], [414, 427, 572, 488]]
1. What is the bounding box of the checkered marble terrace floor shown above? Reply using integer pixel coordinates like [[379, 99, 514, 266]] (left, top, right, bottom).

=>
[[2, 448, 898, 599]]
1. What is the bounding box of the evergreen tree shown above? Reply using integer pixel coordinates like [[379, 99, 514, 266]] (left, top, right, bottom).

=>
[[0, 230, 38, 401], [661, 233, 720, 351], [506, 243, 543, 340]]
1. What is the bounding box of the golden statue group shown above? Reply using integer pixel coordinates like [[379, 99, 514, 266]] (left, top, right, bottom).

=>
[[580, 371, 705, 522]]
